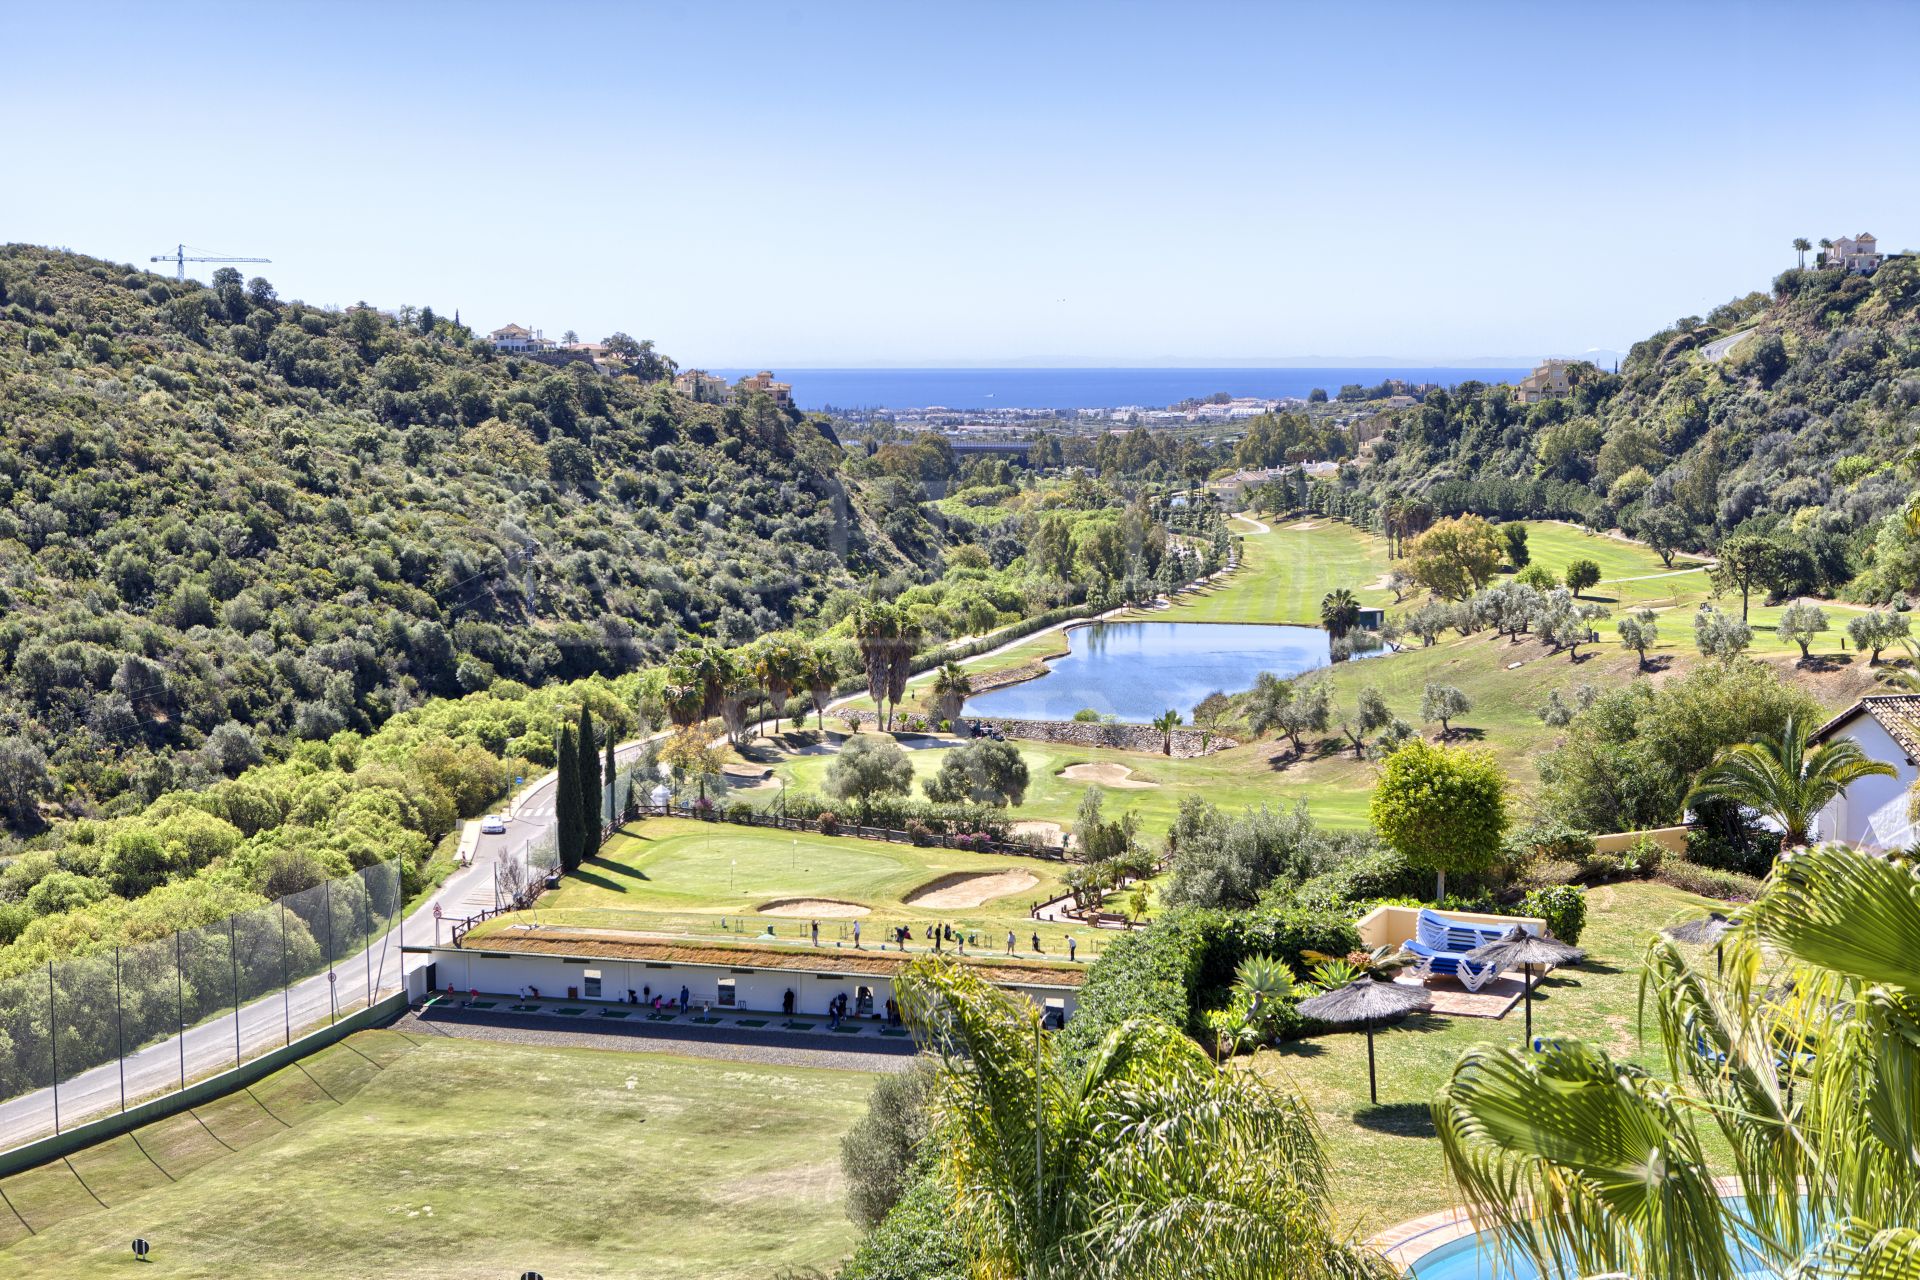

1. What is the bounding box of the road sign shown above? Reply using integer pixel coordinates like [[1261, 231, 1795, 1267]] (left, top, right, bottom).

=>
[[327, 971, 337, 984], [433, 903, 443, 920]]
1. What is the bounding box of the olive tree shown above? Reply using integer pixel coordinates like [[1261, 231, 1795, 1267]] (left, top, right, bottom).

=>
[[1846, 609, 1910, 664], [1693, 605, 1752, 663], [825, 735, 915, 823], [1616, 608, 1659, 669], [1420, 683, 1471, 738], [1776, 601, 1829, 662]]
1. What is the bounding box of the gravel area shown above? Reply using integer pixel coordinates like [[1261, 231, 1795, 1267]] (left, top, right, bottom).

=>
[[397, 1007, 919, 1072]]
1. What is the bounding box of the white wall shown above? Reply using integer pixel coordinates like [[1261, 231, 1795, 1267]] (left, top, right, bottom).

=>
[[425, 946, 1077, 1021], [1813, 715, 1917, 849]]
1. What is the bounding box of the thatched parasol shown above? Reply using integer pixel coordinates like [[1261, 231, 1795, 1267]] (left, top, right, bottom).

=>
[[1465, 927, 1587, 1044], [1663, 911, 1739, 976], [1295, 978, 1432, 1104]]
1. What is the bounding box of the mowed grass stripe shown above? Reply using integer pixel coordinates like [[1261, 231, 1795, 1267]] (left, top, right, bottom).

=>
[[0, 1037, 875, 1280]]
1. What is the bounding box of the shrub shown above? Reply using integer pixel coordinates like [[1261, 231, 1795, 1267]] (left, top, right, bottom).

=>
[[1685, 799, 1776, 877], [837, 1167, 967, 1280], [904, 818, 934, 846], [840, 1063, 933, 1229], [1287, 847, 1429, 913], [1511, 818, 1595, 864], [1658, 860, 1765, 902], [1518, 884, 1588, 944], [816, 810, 839, 834]]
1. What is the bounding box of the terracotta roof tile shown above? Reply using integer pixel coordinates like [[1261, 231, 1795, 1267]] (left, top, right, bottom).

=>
[[1812, 694, 1920, 760]]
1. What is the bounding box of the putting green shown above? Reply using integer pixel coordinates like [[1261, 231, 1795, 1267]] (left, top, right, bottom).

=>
[[483, 818, 1098, 956]]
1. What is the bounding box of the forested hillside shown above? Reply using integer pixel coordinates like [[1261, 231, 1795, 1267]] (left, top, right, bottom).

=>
[[1357, 255, 1920, 600], [0, 245, 930, 826]]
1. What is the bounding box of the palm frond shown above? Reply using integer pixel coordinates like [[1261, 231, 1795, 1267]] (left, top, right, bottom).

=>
[[1433, 1041, 1740, 1280]]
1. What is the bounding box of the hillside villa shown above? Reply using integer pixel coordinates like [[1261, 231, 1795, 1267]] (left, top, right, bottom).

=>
[[1513, 358, 1578, 405], [487, 323, 556, 353], [1820, 232, 1885, 274]]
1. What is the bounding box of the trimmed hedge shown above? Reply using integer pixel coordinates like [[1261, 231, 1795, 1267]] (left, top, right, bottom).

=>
[[1059, 904, 1358, 1061]]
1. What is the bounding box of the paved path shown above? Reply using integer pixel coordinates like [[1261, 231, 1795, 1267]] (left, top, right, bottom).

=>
[[1230, 510, 1272, 534]]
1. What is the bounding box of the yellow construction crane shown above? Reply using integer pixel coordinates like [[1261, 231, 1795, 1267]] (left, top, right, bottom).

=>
[[149, 243, 270, 282]]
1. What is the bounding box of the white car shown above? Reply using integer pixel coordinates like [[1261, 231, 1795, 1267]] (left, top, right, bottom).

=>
[[480, 814, 508, 835]]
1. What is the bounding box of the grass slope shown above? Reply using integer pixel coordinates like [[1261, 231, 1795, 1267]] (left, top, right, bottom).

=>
[[1259, 880, 1722, 1235], [0, 1031, 874, 1279]]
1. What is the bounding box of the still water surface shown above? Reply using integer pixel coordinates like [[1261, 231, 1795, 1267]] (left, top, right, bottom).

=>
[[965, 621, 1355, 723]]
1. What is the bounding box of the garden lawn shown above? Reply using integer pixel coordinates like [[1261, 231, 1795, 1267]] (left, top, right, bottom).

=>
[[0, 1033, 877, 1279], [1254, 880, 1729, 1237], [492, 816, 1105, 956]]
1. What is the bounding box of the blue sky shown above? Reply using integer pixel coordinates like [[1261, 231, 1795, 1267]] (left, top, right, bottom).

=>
[[7, 1, 1918, 366]]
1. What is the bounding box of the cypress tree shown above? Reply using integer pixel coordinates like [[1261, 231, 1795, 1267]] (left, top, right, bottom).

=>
[[576, 705, 601, 855], [604, 733, 619, 825], [555, 724, 580, 873]]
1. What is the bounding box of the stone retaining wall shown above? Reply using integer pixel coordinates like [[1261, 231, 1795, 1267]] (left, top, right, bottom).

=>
[[840, 710, 1235, 758], [970, 717, 1236, 758]]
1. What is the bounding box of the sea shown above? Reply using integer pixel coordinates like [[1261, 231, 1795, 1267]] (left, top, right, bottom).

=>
[[708, 367, 1529, 413]]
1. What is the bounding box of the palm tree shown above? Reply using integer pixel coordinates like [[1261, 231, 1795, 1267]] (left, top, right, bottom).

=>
[[1685, 713, 1894, 851], [929, 661, 972, 727], [1792, 236, 1811, 269], [1151, 708, 1182, 756], [894, 960, 1392, 1280], [1320, 588, 1361, 640], [1433, 841, 1920, 1280], [851, 600, 905, 731]]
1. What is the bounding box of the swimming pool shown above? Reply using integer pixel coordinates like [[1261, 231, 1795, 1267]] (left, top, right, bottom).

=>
[[1404, 1210, 1782, 1279]]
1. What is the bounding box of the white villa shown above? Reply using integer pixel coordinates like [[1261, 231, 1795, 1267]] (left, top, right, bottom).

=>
[[1810, 695, 1920, 849], [488, 323, 555, 353], [1821, 232, 1885, 274], [1514, 359, 1579, 405]]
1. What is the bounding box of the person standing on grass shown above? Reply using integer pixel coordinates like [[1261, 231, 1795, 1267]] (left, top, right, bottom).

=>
[[852, 920, 861, 949], [1032, 932, 1041, 954], [1007, 929, 1016, 956], [1068, 935, 1077, 962], [811, 919, 819, 947]]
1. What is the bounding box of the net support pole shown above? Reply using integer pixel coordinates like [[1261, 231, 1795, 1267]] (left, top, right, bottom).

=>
[[280, 899, 291, 1047], [175, 931, 186, 1092], [364, 885, 373, 1010], [325, 886, 336, 1026], [47, 962, 60, 1136], [229, 916, 242, 1068], [115, 946, 126, 1114]]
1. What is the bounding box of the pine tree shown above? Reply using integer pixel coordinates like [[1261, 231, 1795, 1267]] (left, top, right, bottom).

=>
[[575, 705, 601, 856], [555, 724, 580, 873]]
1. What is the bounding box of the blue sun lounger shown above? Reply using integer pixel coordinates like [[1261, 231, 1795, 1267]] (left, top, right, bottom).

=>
[[1398, 909, 1512, 993]]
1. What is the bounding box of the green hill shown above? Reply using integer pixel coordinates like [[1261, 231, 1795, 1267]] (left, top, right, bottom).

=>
[[0, 245, 930, 826], [1358, 254, 1920, 602]]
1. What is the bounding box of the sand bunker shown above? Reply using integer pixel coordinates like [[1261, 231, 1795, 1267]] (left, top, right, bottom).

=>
[[758, 898, 870, 918], [1061, 762, 1158, 789], [1009, 820, 1065, 846], [904, 869, 1040, 910]]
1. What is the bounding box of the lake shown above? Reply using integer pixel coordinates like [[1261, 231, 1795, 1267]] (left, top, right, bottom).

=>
[[965, 621, 1349, 724]]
